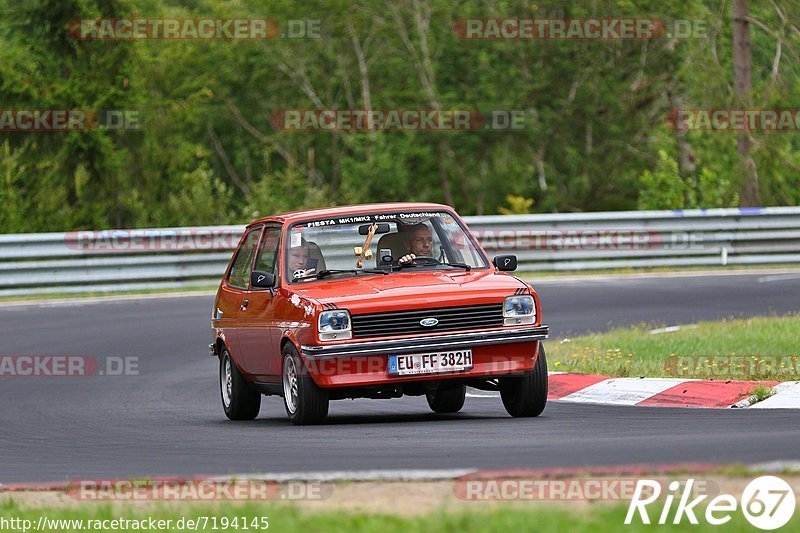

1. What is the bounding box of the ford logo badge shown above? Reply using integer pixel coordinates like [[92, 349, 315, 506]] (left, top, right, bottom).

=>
[[420, 318, 439, 327]]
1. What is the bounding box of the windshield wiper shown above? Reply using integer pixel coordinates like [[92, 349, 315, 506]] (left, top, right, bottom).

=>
[[323, 268, 389, 277], [294, 269, 389, 281], [397, 259, 471, 271], [442, 262, 471, 271]]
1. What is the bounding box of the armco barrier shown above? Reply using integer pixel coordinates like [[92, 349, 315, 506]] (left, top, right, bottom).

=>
[[1, 207, 799, 296]]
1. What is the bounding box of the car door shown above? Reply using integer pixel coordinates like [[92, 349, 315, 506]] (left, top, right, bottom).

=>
[[237, 225, 282, 379], [218, 226, 263, 367]]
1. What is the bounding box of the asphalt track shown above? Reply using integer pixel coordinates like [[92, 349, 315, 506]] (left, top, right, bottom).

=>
[[1, 271, 799, 483]]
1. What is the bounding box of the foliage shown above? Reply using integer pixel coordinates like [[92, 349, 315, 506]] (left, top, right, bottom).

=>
[[1, 0, 799, 232], [498, 195, 535, 215], [637, 150, 686, 209]]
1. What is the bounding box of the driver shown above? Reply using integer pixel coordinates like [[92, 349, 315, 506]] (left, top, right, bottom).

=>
[[398, 223, 433, 265]]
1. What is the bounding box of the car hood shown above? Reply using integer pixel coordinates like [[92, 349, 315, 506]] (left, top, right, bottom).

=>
[[290, 269, 529, 313]]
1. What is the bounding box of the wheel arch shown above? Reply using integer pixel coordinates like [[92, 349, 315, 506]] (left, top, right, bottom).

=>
[[215, 335, 249, 377], [280, 331, 304, 358]]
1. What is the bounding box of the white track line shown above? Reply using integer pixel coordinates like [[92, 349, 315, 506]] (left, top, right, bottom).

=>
[[206, 469, 476, 482], [750, 461, 800, 472], [528, 268, 800, 284], [0, 291, 216, 308], [758, 273, 800, 283]]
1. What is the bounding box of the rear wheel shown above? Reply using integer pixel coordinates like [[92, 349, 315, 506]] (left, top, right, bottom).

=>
[[499, 344, 548, 417], [426, 382, 466, 413], [282, 345, 329, 425], [220, 347, 261, 421]]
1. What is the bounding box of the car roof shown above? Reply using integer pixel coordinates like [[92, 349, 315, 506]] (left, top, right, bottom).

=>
[[246, 202, 455, 228]]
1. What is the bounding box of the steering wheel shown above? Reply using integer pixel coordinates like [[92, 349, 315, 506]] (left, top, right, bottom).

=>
[[409, 257, 441, 266]]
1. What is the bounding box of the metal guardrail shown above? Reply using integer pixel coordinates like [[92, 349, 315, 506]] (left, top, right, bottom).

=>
[[1, 207, 799, 296]]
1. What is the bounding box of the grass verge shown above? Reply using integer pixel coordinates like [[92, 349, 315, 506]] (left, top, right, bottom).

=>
[[0, 500, 773, 532], [547, 315, 800, 380]]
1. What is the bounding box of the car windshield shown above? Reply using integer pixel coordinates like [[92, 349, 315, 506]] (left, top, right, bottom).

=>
[[285, 211, 488, 282]]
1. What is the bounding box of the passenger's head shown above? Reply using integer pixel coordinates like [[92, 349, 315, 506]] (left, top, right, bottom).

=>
[[404, 224, 433, 257], [288, 240, 310, 271]]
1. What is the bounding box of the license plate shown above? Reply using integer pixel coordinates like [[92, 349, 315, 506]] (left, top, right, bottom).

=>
[[388, 350, 473, 376]]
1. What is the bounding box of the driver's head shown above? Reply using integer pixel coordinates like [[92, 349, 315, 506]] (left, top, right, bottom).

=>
[[288, 240, 310, 271], [404, 224, 433, 257]]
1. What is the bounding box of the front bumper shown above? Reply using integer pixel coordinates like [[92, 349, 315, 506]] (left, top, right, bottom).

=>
[[300, 325, 549, 358]]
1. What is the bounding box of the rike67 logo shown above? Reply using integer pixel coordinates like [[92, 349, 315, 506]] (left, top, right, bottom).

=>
[[626, 476, 796, 530]]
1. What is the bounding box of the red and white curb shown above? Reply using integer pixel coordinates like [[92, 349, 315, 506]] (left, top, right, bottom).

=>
[[467, 373, 800, 408], [749, 381, 800, 409]]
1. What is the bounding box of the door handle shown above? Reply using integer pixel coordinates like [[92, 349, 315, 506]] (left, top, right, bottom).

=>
[[240, 299, 249, 311]]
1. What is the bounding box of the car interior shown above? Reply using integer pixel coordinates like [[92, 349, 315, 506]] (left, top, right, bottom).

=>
[[375, 232, 407, 266], [305, 241, 327, 272]]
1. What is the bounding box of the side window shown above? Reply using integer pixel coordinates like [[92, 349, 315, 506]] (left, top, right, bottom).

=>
[[228, 228, 262, 289], [254, 227, 281, 275], [434, 218, 467, 264], [428, 222, 444, 261]]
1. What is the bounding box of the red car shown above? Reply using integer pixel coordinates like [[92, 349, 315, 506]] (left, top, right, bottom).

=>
[[210, 203, 549, 424]]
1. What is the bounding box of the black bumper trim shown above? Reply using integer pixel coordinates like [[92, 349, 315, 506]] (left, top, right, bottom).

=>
[[300, 325, 549, 358]]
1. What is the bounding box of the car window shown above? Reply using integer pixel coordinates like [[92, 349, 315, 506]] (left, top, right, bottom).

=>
[[254, 227, 281, 275], [228, 228, 262, 289], [434, 216, 478, 264]]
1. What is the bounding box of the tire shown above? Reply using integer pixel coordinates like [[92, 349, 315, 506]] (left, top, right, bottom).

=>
[[220, 347, 261, 421], [499, 344, 548, 417], [282, 345, 329, 425], [426, 382, 466, 413]]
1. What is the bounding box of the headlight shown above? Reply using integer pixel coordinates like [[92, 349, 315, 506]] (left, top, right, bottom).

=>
[[503, 295, 535, 326], [318, 309, 352, 341]]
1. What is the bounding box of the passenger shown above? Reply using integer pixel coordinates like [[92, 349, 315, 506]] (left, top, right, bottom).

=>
[[288, 239, 312, 277]]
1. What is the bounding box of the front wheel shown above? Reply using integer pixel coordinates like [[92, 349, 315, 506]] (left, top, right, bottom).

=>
[[426, 382, 466, 413], [499, 344, 548, 417], [220, 348, 261, 421], [282, 346, 329, 425]]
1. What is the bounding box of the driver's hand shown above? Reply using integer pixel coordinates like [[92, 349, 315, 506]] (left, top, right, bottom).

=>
[[398, 253, 416, 264]]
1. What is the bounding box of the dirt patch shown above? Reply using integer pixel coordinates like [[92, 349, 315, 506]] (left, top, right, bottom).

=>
[[3, 474, 799, 517]]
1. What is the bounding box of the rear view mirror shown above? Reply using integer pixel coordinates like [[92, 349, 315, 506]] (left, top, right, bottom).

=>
[[493, 255, 518, 271], [251, 270, 276, 288], [358, 223, 391, 235]]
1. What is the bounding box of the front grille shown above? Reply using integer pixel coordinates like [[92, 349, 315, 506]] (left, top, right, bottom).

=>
[[350, 303, 504, 339]]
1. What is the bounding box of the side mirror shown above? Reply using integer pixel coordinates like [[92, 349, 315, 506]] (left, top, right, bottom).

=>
[[493, 255, 517, 272], [251, 270, 276, 289], [358, 223, 391, 235]]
